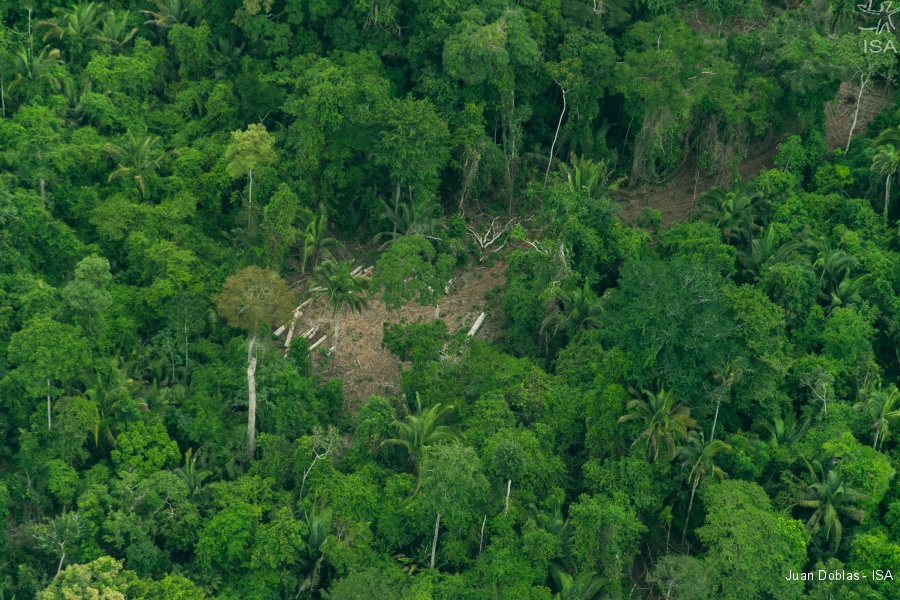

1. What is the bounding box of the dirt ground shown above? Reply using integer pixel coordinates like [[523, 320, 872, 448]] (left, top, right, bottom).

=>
[[615, 134, 781, 227], [616, 81, 893, 227], [283, 83, 893, 404], [283, 259, 506, 403], [825, 80, 893, 150]]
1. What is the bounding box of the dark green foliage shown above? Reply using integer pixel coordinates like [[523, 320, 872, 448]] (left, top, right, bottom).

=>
[[2, 1, 900, 598]]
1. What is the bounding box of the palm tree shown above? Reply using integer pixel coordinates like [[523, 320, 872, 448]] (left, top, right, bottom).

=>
[[381, 393, 461, 492], [561, 155, 618, 197], [757, 412, 810, 447], [311, 259, 368, 368], [709, 358, 743, 441], [172, 447, 212, 500], [92, 11, 138, 51], [677, 430, 731, 544], [7, 45, 64, 95], [789, 460, 867, 551], [871, 143, 900, 220], [72, 362, 146, 450], [854, 386, 900, 450], [700, 186, 769, 248], [105, 131, 174, 197], [874, 126, 900, 148], [36, 3, 110, 44], [551, 570, 605, 600], [376, 196, 443, 248], [737, 224, 802, 281], [809, 240, 860, 302], [826, 273, 871, 313], [529, 502, 576, 577], [298, 499, 332, 596], [539, 282, 602, 344], [618, 385, 697, 461], [141, 0, 198, 28], [300, 205, 343, 273]]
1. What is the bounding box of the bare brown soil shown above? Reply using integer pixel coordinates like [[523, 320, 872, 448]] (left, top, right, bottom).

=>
[[284, 259, 506, 404]]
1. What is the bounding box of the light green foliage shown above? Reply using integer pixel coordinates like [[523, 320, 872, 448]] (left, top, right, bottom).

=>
[[822, 433, 895, 514], [47, 459, 81, 506], [261, 184, 302, 270], [698, 481, 807, 600], [38, 556, 132, 600], [374, 235, 454, 311], [224, 123, 276, 182], [421, 444, 489, 529], [6, 2, 900, 599], [7, 316, 91, 397], [110, 420, 180, 476], [568, 494, 646, 596]]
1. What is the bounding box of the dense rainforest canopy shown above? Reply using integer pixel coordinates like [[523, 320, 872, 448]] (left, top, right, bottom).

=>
[[4, 0, 900, 598]]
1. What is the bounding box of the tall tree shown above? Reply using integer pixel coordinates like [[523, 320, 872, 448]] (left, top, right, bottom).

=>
[[7, 317, 91, 431], [373, 96, 450, 233], [870, 143, 900, 219], [676, 430, 731, 544], [853, 386, 900, 450], [224, 123, 277, 207], [212, 266, 295, 456]]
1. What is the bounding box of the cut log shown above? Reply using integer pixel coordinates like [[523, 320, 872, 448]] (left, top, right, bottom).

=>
[[468, 312, 486, 337], [444, 278, 454, 294], [350, 265, 363, 276], [273, 325, 286, 336], [309, 335, 328, 351], [301, 326, 317, 339], [284, 324, 297, 348]]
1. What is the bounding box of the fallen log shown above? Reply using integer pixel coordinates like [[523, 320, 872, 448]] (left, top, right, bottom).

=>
[[468, 312, 486, 337]]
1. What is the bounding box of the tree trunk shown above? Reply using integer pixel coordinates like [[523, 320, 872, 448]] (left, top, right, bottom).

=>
[[47, 379, 52, 431], [885, 173, 891, 220], [543, 84, 567, 187], [874, 422, 881, 450], [846, 73, 869, 153], [247, 335, 258, 457], [710, 396, 721, 441], [332, 311, 340, 372], [435, 304, 440, 320], [430, 512, 441, 569], [248, 168, 253, 205], [479, 514, 486, 553], [393, 184, 401, 234], [681, 480, 699, 545], [504, 479, 511, 515], [56, 549, 66, 577]]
